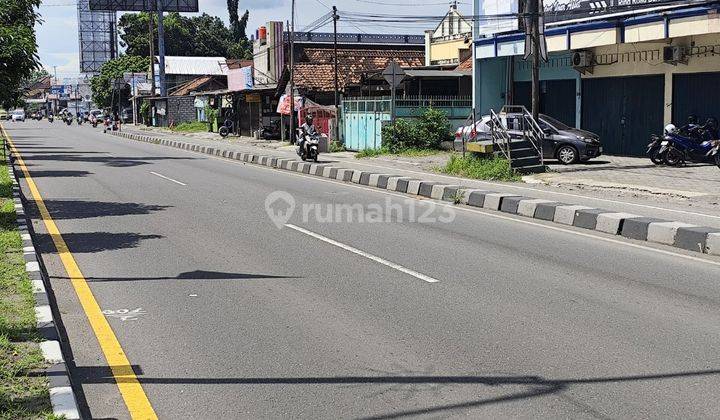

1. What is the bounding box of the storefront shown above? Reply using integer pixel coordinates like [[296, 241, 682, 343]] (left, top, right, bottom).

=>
[[472, 3, 720, 156]]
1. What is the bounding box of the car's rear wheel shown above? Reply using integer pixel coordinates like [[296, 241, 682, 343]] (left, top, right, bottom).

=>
[[556, 145, 578, 165]]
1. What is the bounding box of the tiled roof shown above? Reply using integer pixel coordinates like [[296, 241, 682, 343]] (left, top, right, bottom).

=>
[[294, 48, 425, 92], [455, 55, 472, 71]]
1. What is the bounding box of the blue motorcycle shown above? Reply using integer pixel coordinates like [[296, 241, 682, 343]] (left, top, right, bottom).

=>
[[660, 123, 718, 166]]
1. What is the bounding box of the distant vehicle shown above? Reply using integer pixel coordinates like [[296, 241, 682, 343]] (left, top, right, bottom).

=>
[[90, 109, 103, 118], [454, 113, 603, 164], [0, 109, 8, 120], [120, 107, 133, 123], [10, 109, 26, 122]]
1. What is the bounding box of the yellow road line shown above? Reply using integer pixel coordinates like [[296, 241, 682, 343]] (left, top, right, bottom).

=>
[[1, 123, 158, 420]]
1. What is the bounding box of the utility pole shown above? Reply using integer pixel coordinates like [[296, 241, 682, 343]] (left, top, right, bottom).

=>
[[289, 0, 296, 144], [529, 0, 541, 121], [332, 6, 340, 144], [156, 0, 167, 97], [149, 11, 156, 96]]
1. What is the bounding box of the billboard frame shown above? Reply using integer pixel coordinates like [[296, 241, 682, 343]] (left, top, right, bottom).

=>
[[88, 0, 198, 12]]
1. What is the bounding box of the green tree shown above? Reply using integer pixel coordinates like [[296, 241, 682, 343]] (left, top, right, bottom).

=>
[[90, 55, 150, 109], [118, 12, 238, 58], [0, 0, 41, 109]]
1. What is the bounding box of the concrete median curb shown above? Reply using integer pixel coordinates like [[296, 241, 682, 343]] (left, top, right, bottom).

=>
[[109, 130, 720, 257], [6, 158, 81, 419]]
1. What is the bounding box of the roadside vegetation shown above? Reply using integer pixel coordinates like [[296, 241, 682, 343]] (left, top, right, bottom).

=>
[[356, 107, 452, 159], [171, 121, 208, 133], [0, 135, 53, 419], [437, 154, 521, 181]]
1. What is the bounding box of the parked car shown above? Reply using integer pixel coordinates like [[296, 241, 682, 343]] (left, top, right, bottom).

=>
[[454, 113, 603, 164], [0, 109, 8, 120], [10, 109, 26, 122], [120, 107, 133, 123]]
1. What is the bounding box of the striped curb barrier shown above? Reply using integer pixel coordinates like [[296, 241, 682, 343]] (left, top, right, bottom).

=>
[[7, 153, 81, 419], [109, 130, 720, 257]]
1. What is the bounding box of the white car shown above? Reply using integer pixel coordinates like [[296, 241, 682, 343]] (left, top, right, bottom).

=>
[[10, 109, 26, 122]]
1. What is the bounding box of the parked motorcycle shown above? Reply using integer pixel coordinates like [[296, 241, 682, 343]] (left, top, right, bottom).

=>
[[76, 115, 83, 125], [63, 114, 72, 125], [218, 117, 234, 138], [296, 129, 320, 162], [662, 122, 718, 166], [708, 140, 720, 168], [48, 114, 54, 123], [260, 121, 281, 140], [646, 133, 666, 165]]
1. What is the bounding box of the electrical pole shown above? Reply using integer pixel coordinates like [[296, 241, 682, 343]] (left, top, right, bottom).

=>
[[289, 0, 296, 144], [332, 6, 340, 144], [156, 0, 167, 97], [149, 11, 156, 97], [529, 0, 541, 121]]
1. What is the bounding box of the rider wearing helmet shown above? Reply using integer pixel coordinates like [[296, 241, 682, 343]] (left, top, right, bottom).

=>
[[299, 114, 317, 153]]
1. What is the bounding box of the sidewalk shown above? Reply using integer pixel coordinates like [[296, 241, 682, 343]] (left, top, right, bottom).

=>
[[120, 125, 720, 229]]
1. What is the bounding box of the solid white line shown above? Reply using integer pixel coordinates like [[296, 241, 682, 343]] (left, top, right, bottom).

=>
[[285, 223, 440, 283], [149, 171, 187, 186]]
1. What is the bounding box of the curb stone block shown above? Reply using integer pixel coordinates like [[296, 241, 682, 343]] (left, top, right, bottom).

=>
[[269, 157, 278, 167], [418, 182, 439, 197], [554, 205, 593, 225], [376, 175, 394, 189], [500, 196, 530, 214], [594, 212, 642, 235], [296, 162, 309, 173], [289, 161, 299, 171], [674, 226, 720, 253], [439, 185, 462, 202], [407, 180, 422, 195], [335, 169, 353, 181], [322, 166, 334, 178], [516, 199, 555, 218], [534, 202, 565, 221], [359, 172, 372, 185], [621, 217, 669, 240], [707, 232, 720, 256], [387, 177, 411, 192], [368, 174, 384, 187], [573, 208, 609, 230], [351, 171, 365, 183], [302, 163, 312, 174], [483, 193, 519, 211], [465, 190, 492, 207], [647, 222, 697, 245]]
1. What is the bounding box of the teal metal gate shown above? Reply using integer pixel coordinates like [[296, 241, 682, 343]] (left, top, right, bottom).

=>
[[342, 97, 390, 151]]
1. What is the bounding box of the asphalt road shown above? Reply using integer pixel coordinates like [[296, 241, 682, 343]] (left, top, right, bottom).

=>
[[5, 120, 720, 419]]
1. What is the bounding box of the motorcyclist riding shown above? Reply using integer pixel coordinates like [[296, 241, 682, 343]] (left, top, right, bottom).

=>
[[299, 114, 317, 154]]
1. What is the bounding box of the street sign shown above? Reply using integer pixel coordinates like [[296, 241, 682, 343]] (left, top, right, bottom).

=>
[[382, 62, 405, 88]]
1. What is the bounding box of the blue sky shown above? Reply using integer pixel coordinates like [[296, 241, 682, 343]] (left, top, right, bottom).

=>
[[36, 0, 472, 79]]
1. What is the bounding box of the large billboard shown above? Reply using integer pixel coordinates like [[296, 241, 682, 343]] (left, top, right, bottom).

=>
[[477, 0, 691, 36], [88, 0, 198, 12]]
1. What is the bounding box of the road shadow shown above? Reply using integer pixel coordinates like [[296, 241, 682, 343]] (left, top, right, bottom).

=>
[[19, 170, 93, 178], [33, 200, 170, 220], [67, 365, 720, 418], [34, 232, 163, 254], [16, 154, 197, 168], [53, 270, 297, 282]]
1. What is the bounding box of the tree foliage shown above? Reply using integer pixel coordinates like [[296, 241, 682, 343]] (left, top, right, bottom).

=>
[[0, 0, 41, 108], [90, 55, 150, 109], [118, 11, 251, 59]]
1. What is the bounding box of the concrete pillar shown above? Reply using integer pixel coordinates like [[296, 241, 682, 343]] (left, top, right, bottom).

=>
[[663, 70, 673, 125]]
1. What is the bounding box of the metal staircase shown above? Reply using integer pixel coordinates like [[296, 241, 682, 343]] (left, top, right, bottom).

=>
[[489, 105, 546, 174]]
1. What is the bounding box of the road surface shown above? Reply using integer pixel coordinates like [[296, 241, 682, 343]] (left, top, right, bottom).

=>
[[4, 120, 720, 419]]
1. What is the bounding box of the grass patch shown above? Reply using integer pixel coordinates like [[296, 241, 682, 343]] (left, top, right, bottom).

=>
[[328, 142, 346, 153], [437, 154, 521, 181], [0, 133, 53, 419], [355, 147, 443, 159], [171, 121, 209, 133], [0, 336, 54, 419]]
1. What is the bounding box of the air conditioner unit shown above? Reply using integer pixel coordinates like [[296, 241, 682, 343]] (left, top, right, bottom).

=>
[[663, 46, 687, 64], [572, 51, 594, 68]]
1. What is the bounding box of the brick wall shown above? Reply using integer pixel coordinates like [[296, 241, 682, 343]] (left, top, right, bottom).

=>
[[168, 96, 196, 125]]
